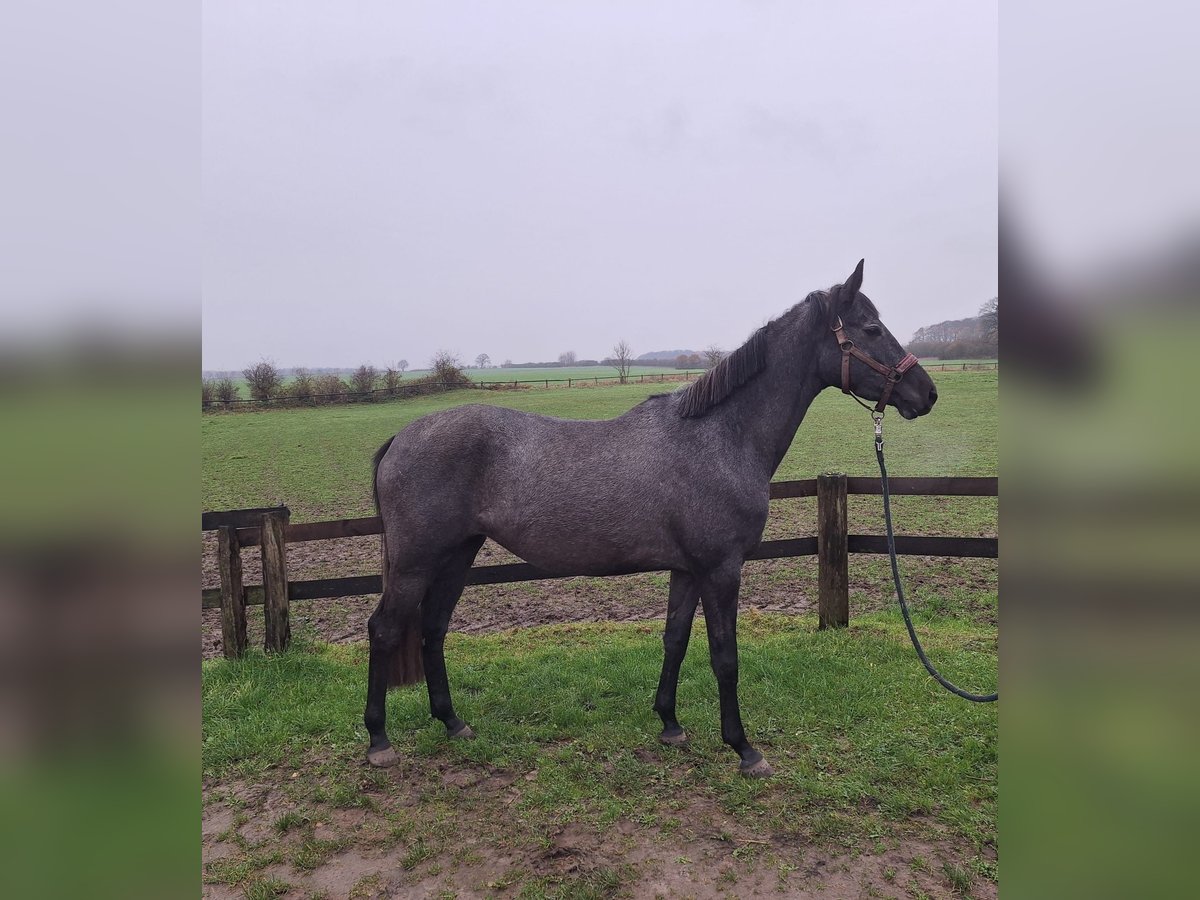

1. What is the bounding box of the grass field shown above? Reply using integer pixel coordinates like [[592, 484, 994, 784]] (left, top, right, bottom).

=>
[[202, 370, 998, 897], [203, 370, 997, 521]]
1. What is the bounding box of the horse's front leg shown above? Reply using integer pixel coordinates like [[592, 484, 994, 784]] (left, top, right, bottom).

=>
[[698, 561, 772, 777], [654, 570, 700, 744]]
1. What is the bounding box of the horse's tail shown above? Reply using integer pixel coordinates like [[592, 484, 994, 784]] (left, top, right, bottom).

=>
[[371, 435, 395, 515], [372, 435, 425, 687]]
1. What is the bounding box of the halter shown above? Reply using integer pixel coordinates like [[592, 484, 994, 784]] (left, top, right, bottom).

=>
[[830, 316, 919, 414]]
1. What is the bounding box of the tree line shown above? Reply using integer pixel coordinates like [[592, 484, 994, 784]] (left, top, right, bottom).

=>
[[203, 338, 726, 409], [905, 297, 998, 360], [202, 353, 466, 407]]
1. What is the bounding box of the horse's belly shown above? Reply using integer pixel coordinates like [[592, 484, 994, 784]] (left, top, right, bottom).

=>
[[484, 517, 674, 577]]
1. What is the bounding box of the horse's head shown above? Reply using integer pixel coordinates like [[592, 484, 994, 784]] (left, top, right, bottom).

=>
[[816, 259, 938, 420]]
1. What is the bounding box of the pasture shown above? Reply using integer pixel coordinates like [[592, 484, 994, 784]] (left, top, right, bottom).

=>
[[222, 365, 687, 399], [202, 371, 997, 898]]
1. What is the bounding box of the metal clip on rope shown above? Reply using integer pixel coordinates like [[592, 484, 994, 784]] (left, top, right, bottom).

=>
[[874, 413, 998, 703]]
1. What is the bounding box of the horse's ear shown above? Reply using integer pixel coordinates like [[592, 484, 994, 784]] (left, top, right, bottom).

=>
[[840, 259, 865, 304]]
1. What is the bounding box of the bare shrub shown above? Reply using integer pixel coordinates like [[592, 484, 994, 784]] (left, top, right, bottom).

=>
[[703, 345, 725, 368], [313, 373, 348, 401], [431, 350, 462, 382], [410, 350, 474, 393], [289, 368, 315, 402], [214, 378, 238, 404], [383, 366, 402, 394], [351, 364, 378, 397], [243, 359, 282, 401], [201, 380, 215, 407]]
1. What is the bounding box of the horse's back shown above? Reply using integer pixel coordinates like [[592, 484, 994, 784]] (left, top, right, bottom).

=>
[[375, 402, 699, 571]]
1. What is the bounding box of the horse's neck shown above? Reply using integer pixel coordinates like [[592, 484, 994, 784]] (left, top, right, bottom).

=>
[[716, 314, 826, 476]]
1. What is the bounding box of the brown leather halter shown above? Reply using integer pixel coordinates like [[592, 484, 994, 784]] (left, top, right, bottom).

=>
[[831, 316, 919, 414]]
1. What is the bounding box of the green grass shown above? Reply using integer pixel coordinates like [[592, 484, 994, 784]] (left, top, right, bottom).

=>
[[202, 370, 996, 521], [203, 612, 996, 847]]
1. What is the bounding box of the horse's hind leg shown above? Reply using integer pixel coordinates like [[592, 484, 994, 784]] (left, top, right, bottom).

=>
[[422, 536, 485, 739], [364, 571, 432, 767], [654, 571, 700, 744]]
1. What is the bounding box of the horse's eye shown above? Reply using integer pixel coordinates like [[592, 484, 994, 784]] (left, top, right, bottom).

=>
[[863, 324, 883, 336]]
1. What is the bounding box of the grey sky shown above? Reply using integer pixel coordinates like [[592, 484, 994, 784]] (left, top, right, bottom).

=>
[[202, 2, 996, 371]]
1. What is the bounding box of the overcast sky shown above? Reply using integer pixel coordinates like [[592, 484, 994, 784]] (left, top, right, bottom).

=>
[[202, 2, 996, 371]]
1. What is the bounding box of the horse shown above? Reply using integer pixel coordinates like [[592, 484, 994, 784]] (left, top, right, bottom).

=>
[[364, 260, 938, 777]]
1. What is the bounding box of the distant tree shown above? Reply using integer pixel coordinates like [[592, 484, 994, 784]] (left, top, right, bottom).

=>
[[242, 359, 282, 401], [475, 353, 491, 369], [979, 296, 998, 339], [611, 339, 633, 384], [290, 367, 315, 402], [383, 366, 402, 394], [558, 350, 577, 366], [502, 359, 513, 368], [397, 359, 409, 373], [214, 378, 238, 404], [351, 364, 379, 396], [703, 345, 725, 369]]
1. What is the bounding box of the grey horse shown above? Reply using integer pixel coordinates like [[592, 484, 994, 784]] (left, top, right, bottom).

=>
[[365, 260, 937, 776]]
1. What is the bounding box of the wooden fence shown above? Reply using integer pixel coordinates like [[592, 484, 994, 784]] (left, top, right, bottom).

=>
[[202, 475, 997, 659]]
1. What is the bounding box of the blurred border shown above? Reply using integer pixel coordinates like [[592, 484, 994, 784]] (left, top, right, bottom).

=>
[[1003, 2, 1199, 896], [0, 2, 198, 897]]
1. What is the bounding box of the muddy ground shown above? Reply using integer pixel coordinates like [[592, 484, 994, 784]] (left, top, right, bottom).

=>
[[203, 752, 996, 900]]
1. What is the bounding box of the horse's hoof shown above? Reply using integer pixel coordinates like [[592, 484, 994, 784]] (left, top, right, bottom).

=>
[[448, 722, 475, 740], [366, 745, 399, 768], [739, 757, 774, 778], [659, 729, 688, 746]]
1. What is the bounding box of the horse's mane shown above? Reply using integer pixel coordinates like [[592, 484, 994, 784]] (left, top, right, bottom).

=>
[[676, 326, 768, 418], [676, 291, 831, 419]]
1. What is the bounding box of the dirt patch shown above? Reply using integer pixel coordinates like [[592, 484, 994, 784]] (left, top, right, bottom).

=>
[[203, 759, 994, 899]]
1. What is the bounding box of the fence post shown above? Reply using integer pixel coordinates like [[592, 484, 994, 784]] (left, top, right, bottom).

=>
[[217, 526, 247, 659], [817, 472, 849, 629], [261, 508, 291, 652]]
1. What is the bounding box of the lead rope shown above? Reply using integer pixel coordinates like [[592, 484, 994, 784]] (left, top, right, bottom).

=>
[[873, 413, 998, 703]]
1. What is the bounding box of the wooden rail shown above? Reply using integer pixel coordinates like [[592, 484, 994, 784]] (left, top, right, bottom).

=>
[[202, 476, 997, 658]]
